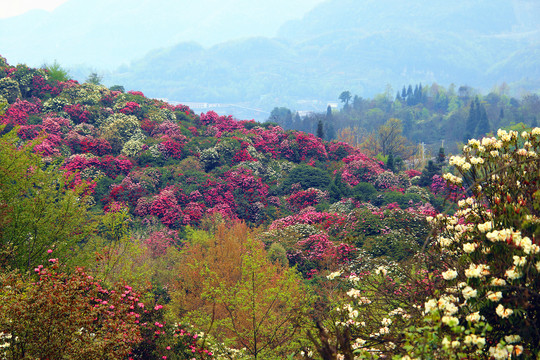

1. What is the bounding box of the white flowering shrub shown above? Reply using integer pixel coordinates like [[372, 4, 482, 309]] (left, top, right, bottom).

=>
[[409, 128, 540, 359], [61, 83, 109, 105], [101, 113, 142, 143], [121, 138, 145, 157], [314, 128, 540, 360]]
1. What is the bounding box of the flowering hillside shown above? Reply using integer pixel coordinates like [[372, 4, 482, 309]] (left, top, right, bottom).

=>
[[0, 56, 443, 262], [1, 56, 539, 359]]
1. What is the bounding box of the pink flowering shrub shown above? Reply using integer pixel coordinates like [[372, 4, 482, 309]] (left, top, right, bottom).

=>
[[64, 103, 91, 124], [152, 121, 187, 141], [430, 174, 465, 202], [404, 169, 422, 178], [198, 111, 243, 133], [340, 153, 385, 186], [1, 99, 41, 125], [143, 229, 180, 257], [269, 210, 347, 232], [119, 101, 142, 116], [286, 188, 327, 212]]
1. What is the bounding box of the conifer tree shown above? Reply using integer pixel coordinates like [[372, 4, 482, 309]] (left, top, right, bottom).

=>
[[386, 153, 395, 172], [475, 102, 490, 137], [317, 120, 325, 139], [437, 147, 446, 164]]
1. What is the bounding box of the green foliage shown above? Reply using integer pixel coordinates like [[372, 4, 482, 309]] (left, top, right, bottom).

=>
[[0, 128, 95, 272], [109, 84, 125, 92], [352, 182, 377, 202], [281, 164, 331, 192], [328, 172, 351, 202], [44, 60, 70, 82], [86, 72, 103, 85], [377, 191, 423, 208], [267, 242, 288, 267], [418, 160, 441, 187]]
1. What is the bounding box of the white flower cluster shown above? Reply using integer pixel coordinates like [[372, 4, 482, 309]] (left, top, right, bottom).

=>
[[489, 343, 523, 359], [464, 263, 490, 278], [441, 269, 458, 280]]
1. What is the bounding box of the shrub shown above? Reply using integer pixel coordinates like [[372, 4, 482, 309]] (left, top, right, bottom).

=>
[[281, 165, 332, 193]]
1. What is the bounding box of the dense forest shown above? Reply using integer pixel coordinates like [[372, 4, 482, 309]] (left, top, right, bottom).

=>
[[270, 83, 540, 155], [0, 56, 539, 359]]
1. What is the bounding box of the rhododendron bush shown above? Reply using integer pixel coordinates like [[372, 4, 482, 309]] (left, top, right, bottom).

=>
[[0, 262, 142, 359], [314, 128, 540, 359]]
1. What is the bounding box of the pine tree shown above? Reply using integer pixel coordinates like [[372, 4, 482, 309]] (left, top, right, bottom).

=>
[[419, 160, 441, 187], [386, 153, 395, 172], [317, 120, 325, 139], [475, 102, 490, 137], [437, 147, 446, 164], [406, 85, 413, 105], [326, 105, 333, 121], [465, 98, 478, 142]]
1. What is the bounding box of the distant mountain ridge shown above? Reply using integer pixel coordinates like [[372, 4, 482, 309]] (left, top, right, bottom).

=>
[[0, 0, 325, 68], [2, 0, 538, 121], [105, 0, 540, 119]]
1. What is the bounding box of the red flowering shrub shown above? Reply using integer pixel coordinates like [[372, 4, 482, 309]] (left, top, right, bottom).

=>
[[199, 110, 242, 133], [143, 229, 180, 257], [64, 103, 91, 124], [340, 152, 385, 186], [158, 138, 185, 159], [120, 101, 142, 116], [233, 148, 257, 163], [287, 188, 326, 212], [128, 90, 145, 97], [0, 263, 142, 359], [140, 118, 159, 134], [404, 169, 422, 178], [1, 99, 41, 125], [326, 141, 355, 160], [295, 132, 328, 161]]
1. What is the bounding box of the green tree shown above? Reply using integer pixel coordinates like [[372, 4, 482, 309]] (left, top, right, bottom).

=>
[[269, 107, 292, 129], [0, 127, 94, 271], [86, 72, 102, 85], [377, 118, 411, 158], [282, 165, 332, 192], [386, 153, 395, 172], [339, 91, 352, 106], [418, 160, 441, 187], [208, 237, 310, 358], [44, 60, 70, 82], [317, 120, 325, 139], [170, 223, 311, 359], [109, 85, 125, 93], [436, 147, 446, 164]]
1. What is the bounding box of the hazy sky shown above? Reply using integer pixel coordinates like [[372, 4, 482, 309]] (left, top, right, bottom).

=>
[[1, 0, 68, 18]]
